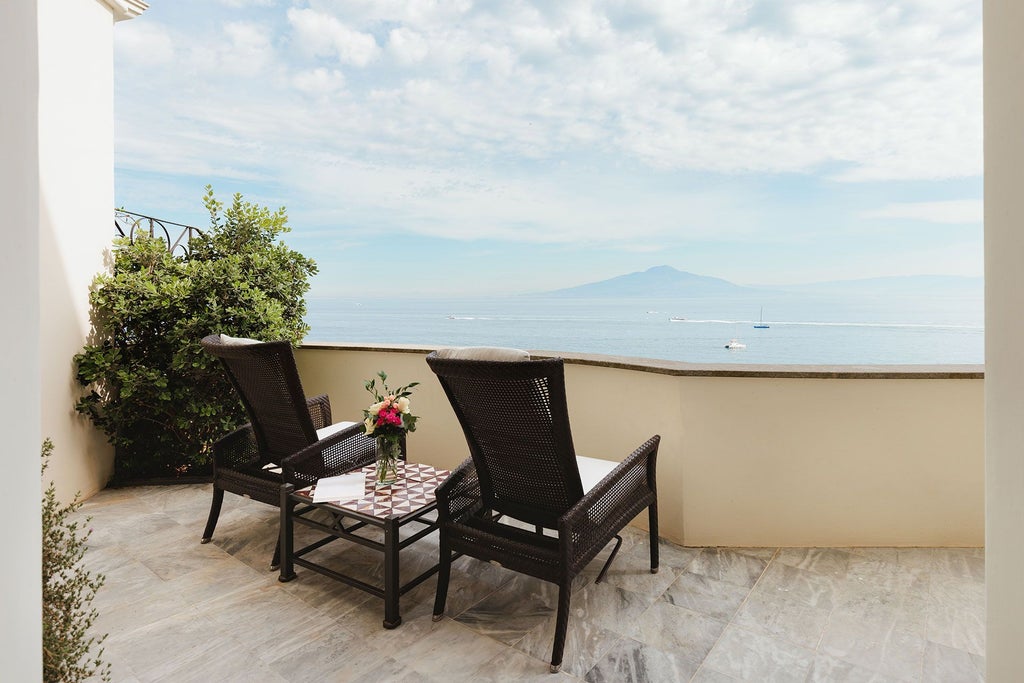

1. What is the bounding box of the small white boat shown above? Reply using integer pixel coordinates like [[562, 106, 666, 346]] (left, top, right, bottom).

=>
[[724, 338, 746, 349], [669, 316, 686, 322], [754, 307, 769, 329]]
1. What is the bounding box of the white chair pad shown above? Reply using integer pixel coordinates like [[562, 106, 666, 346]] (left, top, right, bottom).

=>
[[316, 420, 358, 440], [577, 455, 616, 494]]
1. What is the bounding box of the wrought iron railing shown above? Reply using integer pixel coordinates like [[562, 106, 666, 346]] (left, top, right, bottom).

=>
[[114, 209, 203, 258]]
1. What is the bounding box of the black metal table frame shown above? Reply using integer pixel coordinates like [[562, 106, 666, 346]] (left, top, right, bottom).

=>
[[277, 482, 441, 628]]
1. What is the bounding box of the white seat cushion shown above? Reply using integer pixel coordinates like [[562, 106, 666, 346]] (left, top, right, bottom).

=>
[[219, 333, 263, 346], [315, 421, 358, 441], [433, 346, 530, 361], [577, 455, 616, 494]]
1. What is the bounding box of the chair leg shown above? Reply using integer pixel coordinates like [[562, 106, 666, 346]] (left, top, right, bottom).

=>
[[594, 534, 623, 584], [201, 486, 225, 544], [270, 535, 282, 572], [549, 579, 572, 673], [432, 535, 452, 622], [649, 502, 660, 574]]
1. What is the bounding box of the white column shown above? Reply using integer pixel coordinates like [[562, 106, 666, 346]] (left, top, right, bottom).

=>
[[37, 0, 124, 502], [0, 2, 42, 678], [984, 0, 1024, 678]]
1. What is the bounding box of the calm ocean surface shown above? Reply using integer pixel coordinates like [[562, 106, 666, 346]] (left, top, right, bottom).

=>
[[306, 293, 984, 366]]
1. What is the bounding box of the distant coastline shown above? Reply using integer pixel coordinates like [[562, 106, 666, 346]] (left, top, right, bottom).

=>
[[306, 286, 984, 366]]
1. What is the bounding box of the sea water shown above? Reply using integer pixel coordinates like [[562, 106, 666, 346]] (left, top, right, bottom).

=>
[[305, 293, 984, 366]]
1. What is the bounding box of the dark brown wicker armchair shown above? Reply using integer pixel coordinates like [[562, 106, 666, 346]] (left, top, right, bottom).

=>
[[425, 350, 660, 673], [200, 334, 375, 569]]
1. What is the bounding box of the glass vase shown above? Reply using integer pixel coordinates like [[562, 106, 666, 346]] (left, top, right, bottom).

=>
[[375, 437, 401, 487]]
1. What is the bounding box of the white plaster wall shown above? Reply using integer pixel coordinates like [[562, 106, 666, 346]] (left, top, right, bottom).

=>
[[0, 2, 43, 678], [984, 1, 1024, 678], [294, 346, 984, 547], [38, 0, 119, 503]]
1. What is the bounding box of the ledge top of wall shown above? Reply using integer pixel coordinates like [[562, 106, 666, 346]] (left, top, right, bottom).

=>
[[298, 342, 984, 380]]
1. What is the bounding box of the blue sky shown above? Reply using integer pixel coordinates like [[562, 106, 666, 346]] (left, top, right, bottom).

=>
[[113, 0, 982, 297]]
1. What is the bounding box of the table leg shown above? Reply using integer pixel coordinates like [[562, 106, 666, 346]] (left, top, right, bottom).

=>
[[382, 517, 402, 628], [278, 484, 297, 583]]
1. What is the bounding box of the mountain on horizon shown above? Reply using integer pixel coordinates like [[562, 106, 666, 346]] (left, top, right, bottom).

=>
[[544, 265, 748, 297], [542, 266, 982, 298]]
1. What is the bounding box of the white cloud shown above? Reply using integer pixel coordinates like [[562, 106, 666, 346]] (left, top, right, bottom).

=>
[[114, 20, 175, 65], [292, 67, 346, 95], [287, 8, 380, 66], [114, 0, 983, 248], [864, 200, 983, 224], [215, 0, 275, 6], [387, 27, 429, 65], [220, 21, 275, 75]]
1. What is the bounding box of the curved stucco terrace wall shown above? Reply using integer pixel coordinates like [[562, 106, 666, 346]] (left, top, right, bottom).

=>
[[295, 344, 984, 548]]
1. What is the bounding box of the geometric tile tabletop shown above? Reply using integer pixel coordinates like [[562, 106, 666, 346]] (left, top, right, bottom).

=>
[[296, 462, 451, 520]]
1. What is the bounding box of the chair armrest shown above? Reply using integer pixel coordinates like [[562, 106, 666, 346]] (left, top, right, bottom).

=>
[[434, 457, 483, 523], [306, 394, 332, 431], [212, 423, 260, 472], [558, 435, 660, 570], [280, 422, 376, 489]]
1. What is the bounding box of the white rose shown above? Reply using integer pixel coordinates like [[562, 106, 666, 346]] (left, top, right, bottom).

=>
[[368, 401, 384, 416], [396, 396, 411, 413]]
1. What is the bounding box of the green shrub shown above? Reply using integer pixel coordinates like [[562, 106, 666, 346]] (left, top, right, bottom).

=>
[[42, 439, 110, 682], [74, 188, 317, 480]]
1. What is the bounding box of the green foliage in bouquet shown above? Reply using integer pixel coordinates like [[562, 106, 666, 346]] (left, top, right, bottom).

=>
[[42, 439, 110, 682], [74, 188, 317, 480]]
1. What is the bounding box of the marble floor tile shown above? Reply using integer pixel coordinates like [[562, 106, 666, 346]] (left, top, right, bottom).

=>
[[732, 590, 832, 650], [103, 606, 227, 680], [159, 641, 291, 683], [925, 603, 986, 657], [622, 535, 703, 572], [69, 486, 986, 683], [91, 558, 172, 612], [701, 624, 815, 682], [805, 653, 906, 682], [661, 570, 750, 622], [897, 548, 985, 582], [631, 600, 726, 662], [599, 547, 680, 597], [453, 575, 556, 644], [471, 644, 578, 682], [732, 547, 781, 562], [752, 561, 841, 611], [399, 618, 514, 679], [513, 610, 622, 678], [583, 637, 701, 683], [264, 622, 406, 681], [775, 547, 854, 579], [818, 612, 927, 680], [844, 553, 928, 595], [689, 548, 769, 589], [689, 666, 742, 682], [566, 581, 656, 638], [922, 641, 985, 683]]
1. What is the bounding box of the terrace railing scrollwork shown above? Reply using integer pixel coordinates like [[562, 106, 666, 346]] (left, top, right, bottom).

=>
[[114, 209, 203, 258]]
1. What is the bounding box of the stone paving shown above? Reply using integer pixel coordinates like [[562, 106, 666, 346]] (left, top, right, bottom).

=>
[[77, 484, 985, 682]]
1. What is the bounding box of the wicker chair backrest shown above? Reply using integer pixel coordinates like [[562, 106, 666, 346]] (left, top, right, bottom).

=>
[[201, 335, 317, 465], [426, 353, 584, 527]]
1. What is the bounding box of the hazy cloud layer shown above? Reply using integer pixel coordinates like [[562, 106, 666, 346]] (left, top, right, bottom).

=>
[[114, 0, 981, 255]]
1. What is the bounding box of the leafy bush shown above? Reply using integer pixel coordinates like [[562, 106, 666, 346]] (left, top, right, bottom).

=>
[[42, 439, 110, 682], [75, 188, 317, 480]]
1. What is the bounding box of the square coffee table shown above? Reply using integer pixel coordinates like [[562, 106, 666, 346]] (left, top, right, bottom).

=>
[[278, 462, 450, 628]]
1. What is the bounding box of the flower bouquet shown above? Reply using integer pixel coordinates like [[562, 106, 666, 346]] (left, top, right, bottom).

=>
[[361, 371, 419, 487]]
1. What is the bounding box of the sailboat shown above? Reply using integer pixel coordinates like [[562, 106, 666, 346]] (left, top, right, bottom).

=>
[[754, 308, 769, 329]]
